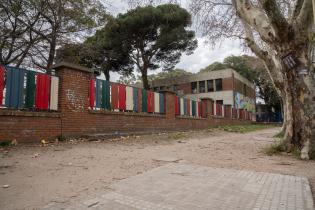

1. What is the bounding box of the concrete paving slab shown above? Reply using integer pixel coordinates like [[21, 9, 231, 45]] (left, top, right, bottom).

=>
[[42, 164, 314, 210]]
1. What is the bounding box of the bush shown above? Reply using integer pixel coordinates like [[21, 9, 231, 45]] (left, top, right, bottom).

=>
[[263, 141, 286, 156]]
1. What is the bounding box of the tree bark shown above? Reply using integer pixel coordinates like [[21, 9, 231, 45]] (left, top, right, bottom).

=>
[[141, 67, 149, 90], [104, 69, 110, 81]]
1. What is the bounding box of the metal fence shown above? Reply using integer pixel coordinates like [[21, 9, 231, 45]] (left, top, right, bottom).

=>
[[0, 65, 59, 111], [89, 79, 165, 114]]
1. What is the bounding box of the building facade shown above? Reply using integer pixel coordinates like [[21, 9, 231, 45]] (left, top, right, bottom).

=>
[[151, 69, 256, 112]]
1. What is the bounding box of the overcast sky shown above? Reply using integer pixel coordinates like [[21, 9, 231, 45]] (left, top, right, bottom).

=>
[[103, 0, 248, 81]]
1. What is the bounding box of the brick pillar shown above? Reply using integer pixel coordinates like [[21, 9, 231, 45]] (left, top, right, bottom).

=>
[[201, 97, 213, 118], [160, 90, 176, 119], [53, 62, 94, 136]]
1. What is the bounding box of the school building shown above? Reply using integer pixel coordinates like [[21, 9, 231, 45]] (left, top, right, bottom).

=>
[[151, 69, 256, 113]]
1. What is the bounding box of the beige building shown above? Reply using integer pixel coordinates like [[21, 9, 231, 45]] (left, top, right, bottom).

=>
[[151, 69, 256, 112]]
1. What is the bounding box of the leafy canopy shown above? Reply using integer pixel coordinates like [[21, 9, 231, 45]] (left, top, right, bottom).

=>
[[106, 4, 197, 89]]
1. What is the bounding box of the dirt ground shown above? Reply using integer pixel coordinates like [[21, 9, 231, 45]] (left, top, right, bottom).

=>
[[0, 127, 314, 210]]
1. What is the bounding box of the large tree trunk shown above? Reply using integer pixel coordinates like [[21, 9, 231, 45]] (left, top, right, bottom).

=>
[[141, 68, 149, 90], [278, 55, 315, 160]]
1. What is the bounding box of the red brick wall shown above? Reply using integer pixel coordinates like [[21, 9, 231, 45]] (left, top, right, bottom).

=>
[[0, 64, 252, 143]]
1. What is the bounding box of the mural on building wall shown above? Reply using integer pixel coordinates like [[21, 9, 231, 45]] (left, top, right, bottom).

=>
[[234, 92, 255, 112]]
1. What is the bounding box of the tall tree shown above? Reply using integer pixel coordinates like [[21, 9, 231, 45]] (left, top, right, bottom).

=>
[[1, 0, 108, 72], [106, 4, 197, 89], [0, 0, 41, 66], [56, 20, 134, 81], [191, 0, 315, 159]]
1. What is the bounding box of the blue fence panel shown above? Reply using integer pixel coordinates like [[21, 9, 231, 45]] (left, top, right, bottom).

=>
[[159, 93, 164, 113], [5, 66, 26, 108]]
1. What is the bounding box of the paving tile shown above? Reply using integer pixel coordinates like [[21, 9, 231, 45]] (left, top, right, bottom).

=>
[[42, 163, 315, 210]]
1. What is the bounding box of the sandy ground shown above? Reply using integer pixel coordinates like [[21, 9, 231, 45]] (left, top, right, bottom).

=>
[[0, 127, 314, 210]]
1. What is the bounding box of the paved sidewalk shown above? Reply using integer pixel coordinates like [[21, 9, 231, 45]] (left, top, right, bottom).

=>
[[43, 164, 314, 210]]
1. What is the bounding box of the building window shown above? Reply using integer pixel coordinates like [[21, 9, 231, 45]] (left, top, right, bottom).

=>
[[216, 100, 223, 105], [199, 81, 205, 93], [191, 82, 197, 93], [207, 80, 214, 92], [215, 79, 222, 91]]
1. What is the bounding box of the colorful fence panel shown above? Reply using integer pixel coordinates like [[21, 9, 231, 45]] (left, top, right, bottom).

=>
[[154, 92, 160, 113], [35, 74, 50, 110], [133, 87, 138, 112], [142, 89, 148, 112], [175, 96, 179, 115], [50, 76, 59, 110], [111, 83, 119, 109], [5, 66, 26, 108], [147, 91, 154, 113], [118, 84, 126, 110], [0, 66, 4, 106], [102, 80, 111, 109], [89, 79, 95, 108], [159, 93, 164, 113], [25, 71, 36, 108], [126, 86, 133, 111]]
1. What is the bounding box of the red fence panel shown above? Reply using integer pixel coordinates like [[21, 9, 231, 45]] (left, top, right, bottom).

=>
[[201, 101, 206, 118], [0, 66, 4, 106], [174, 96, 179, 115], [186, 99, 190, 116], [89, 79, 95, 108], [198, 101, 201, 117], [35, 74, 50, 110], [147, 91, 154, 113], [118, 84, 126, 110], [111, 83, 119, 109]]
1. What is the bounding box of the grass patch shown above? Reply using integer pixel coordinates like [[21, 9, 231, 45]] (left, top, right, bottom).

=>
[[168, 132, 186, 140], [212, 124, 275, 133], [0, 141, 11, 147], [262, 140, 286, 156], [273, 131, 284, 139]]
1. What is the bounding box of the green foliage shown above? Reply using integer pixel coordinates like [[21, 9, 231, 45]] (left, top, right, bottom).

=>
[[106, 4, 197, 89], [273, 131, 285, 139], [56, 17, 134, 80], [149, 68, 192, 81], [168, 132, 186, 140], [58, 135, 66, 142], [213, 124, 275, 133], [263, 140, 286, 156]]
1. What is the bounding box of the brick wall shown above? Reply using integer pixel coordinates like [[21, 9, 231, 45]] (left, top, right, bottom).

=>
[[0, 63, 252, 143]]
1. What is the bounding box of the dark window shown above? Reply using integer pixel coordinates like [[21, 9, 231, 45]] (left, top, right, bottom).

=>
[[199, 81, 205, 93], [191, 82, 197, 93], [207, 80, 214, 92], [216, 100, 223, 105], [215, 79, 222, 91]]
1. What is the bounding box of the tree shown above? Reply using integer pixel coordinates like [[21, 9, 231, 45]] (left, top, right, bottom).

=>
[[56, 20, 134, 81], [106, 4, 197, 89], [1, 0, 108, 72], [148, 68, 192, 81], [191, 0, 315, 159], [0, 0, 41, 66]]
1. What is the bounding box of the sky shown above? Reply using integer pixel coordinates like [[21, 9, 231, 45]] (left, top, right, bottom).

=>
[[102, 0, 247, 81]]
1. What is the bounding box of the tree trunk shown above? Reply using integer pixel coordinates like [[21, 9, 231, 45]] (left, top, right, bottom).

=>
[[279, 57, 315, 160], [141, 68, 149, 90], [104, 69, 110, 81], [46, 34, 57, 74]]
